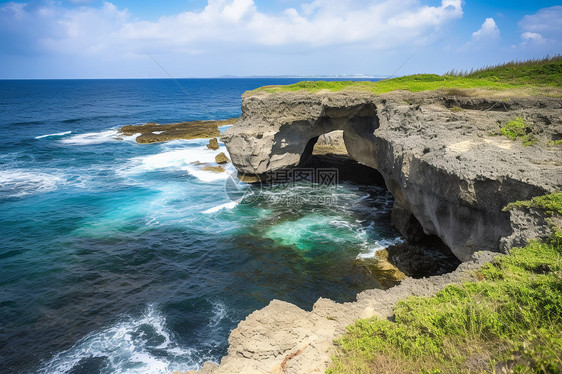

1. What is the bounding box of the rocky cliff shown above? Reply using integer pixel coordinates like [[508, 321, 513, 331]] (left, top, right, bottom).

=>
[[181, 88, 562, 374], [222, 89, 562, 261], [183, 251, 497, 374]]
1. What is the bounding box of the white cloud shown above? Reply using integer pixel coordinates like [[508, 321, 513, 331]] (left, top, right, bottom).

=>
[[519, 5, 562, 37], [388, 0, 462, 28], [517, 6, 561, 49], [0, 0, 464, 57], [1, 2, 27, 20], [472, 18, 499, 40], [520, 32, 545, 44]]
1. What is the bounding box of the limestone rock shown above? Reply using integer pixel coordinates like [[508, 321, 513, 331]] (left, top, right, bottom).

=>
[[186, 88, 561, 374], [312, 130, 347, 155], [500, 205, 560, 249], [199, 362, 219, 374], [207, 138, 220, 150], [202, 165, 225, 173], [119, 118, 237, 144], [193, 251, 498, 374], [223, 90, 562, 261], [215, 152, 230, 164]]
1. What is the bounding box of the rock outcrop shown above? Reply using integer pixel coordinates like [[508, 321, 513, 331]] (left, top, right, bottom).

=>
[[119, 118, 236, 144], [223, 90, 562, 261], [215, 152, 230, 164], [207, 138, 220, 150], [196, 251, 497, 374]]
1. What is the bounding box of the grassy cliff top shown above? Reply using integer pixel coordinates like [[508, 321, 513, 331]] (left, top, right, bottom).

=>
[[254, 56, 562, 96]]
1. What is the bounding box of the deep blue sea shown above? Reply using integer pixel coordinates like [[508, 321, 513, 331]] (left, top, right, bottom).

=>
[[0, 78, 399, 373]]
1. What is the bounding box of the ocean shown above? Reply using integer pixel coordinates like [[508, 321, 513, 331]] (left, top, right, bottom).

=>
[[0, 78, 399, 373]]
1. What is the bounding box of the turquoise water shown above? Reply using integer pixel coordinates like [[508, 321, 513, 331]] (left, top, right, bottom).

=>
[[0, 79, 397, 373]]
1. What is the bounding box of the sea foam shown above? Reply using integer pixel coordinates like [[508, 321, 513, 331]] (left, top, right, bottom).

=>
[[35, 131, 72, 139], [60, 130, 138, 145], [0, 170, 62, 198], [355, 237, 405, 259], [122, 147, 234, 183], [202, 200, 240, 214], [38, 305, 213, 374]]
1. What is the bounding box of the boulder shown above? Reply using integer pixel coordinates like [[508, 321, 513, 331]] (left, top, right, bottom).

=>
[[215, 152, 230, 164], [207, 138, 220, 150]]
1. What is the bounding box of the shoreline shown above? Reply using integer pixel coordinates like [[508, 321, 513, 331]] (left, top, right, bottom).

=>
[[186, 250, 497, 374], [187, 83, 561, 373]]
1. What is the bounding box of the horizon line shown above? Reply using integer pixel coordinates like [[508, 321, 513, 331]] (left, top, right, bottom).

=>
[[0, 75, 389, 81]]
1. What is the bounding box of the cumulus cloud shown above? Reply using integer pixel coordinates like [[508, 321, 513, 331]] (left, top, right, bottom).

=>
[[518, 6, 561, 47], [0, 0, 463, 57], [520, 32, 545, 45], [472, 18, 500, 40], [519, 6, 562, 36]]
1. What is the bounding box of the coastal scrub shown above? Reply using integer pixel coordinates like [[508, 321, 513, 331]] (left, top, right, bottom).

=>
[[499, 117, 536, 146], [255, 56, 562, 96], [328, 193, 562, 374]]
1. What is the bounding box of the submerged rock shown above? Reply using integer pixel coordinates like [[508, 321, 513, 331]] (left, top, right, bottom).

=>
[[202, 165, 226, 173], [119, 118, 236, 144]]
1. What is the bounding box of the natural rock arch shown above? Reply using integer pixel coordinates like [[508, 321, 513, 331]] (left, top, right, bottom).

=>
[[222, 91, 561, 261]]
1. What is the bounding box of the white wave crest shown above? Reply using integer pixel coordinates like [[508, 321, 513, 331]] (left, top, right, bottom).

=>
[[125, 149, 215, 173], [356, 237, 404, 260], [60, 130, 137, 145], [208, 301, 228, 327], [38, 305, 206, 374], [121, 147, 234, 183], [184, 165, 231, 183], [202, 200, 239, 214], [0, 170, 62, 198], [35, 131, 72, 139]]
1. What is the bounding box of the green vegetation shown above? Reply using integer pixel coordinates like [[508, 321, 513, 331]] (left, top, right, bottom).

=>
[[453, 55, 562, 86], [328, 194, 562, 374], [499, 117, 536, 146], [504, 192, 562, 216], [255, 56, 562, 95], [547, 140, 562, 147]]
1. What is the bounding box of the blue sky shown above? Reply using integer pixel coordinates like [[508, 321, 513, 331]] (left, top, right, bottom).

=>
[[0, 0, 560, 78]]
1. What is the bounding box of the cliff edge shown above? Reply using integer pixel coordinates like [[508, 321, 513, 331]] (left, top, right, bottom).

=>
[[223, 89, 562, 261], [182, 86, 561, 374]]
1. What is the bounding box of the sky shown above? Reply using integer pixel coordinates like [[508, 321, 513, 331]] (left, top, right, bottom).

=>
[[0, 0, 560, 79]]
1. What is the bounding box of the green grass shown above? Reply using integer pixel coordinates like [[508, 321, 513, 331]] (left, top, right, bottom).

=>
[[328, 194, 562, 374], [465, 56, 562, 86], [254, 56, 562, 95], [499, 117, 536, 146], [504, 192, 562, 216]]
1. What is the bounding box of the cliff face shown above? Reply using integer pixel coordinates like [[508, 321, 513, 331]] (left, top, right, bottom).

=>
[[223, 90, 562, 261]]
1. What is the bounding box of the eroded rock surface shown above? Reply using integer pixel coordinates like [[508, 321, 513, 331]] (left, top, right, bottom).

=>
[[222, 90, 562, 261], [196, 251, 497, 374], [199, 89, 562, 374]]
